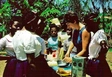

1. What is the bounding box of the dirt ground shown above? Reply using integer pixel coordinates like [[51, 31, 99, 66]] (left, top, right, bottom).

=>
[[106, 51, 112, 72], [0, 60, 6, 77], [0, 51, 112, 77]]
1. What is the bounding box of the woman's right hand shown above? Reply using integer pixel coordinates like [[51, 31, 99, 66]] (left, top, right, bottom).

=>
[[65, 52, 70, 57]]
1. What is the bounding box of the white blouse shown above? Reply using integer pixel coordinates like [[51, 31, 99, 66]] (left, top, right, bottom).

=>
[[88, 29, 107, 59], [13, 30, 41, 61], [0, 34, 15, 57]]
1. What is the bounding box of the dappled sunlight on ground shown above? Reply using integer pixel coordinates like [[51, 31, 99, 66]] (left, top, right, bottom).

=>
[[0, 60, 6, 77]]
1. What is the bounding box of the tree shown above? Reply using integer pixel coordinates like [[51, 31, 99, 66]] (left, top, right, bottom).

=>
[[0, 0, 70, 36]]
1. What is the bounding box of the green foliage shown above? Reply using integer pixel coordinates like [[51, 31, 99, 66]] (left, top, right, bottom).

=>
[[0, 1, 11, 34], [0, 25, 6, 32], [0, 0, 70, 35], [0, 0, 111, 38], [109, 48, 112, 52]]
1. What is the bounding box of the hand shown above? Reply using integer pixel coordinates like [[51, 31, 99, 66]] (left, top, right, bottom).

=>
[[65, 52, 70, 57], [100, 40, 108, 53], [63, 57, 72, 63], [30, 63, 36, 70]]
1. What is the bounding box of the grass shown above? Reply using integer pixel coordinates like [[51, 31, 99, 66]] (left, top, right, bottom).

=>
[[109, 48, 112, 52]]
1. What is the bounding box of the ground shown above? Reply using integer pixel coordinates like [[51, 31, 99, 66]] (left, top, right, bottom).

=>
[[106, 51, 112, 72], [0, 51, 112, 77]]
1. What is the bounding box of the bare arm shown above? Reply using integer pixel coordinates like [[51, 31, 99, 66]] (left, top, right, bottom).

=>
[[65, 41, 74, 57], [63, 29, 90, 63], [77, 29, 90, 56]]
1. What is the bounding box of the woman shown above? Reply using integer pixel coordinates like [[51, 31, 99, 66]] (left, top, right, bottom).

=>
[[0, 16, 22, 77], [12, 12, 60, 77], [63, 11, 91, 63], [84, 13, 112, 77]]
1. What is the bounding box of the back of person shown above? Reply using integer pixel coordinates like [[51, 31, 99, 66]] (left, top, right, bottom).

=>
[[84, 13, 112, 77], [12, 12, 60, 77], [13, 30, 41, 61]]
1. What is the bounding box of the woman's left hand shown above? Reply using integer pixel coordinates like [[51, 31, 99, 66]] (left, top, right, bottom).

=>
[[63, 57, 72, 63]]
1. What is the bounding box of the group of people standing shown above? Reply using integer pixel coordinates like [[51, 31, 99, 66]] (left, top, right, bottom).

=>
[[62, 11, 112, 77], [0, 10, 112, 77], [0, 12, 60, 77]]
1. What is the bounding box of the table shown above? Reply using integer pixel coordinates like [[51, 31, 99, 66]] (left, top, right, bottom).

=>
[[47, 60, 91, 77], [52, 65, 71, 77], [47, 60, 71, 77]]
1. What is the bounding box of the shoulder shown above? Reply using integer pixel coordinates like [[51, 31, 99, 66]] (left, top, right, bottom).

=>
[[47, 37, 52, 41], [95, 29, 107, 38], [14, 30, 23, 37], [0, 34, 9, 42], [82, 29, 90, 36], [4, 34, 11, 39], [96, 29, 104, 34], [34, 34, 44, 43], [94, 29, 105, 37], [81, 29, 91, 41]]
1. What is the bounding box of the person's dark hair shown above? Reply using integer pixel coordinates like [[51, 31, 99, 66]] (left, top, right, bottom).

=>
[[23, 11, 46, 35], [63, 11, 79, 24], [9, 16, 23, 29], [41, 33, 49, 40], [60, 21, 67, 32], [84, 13, 100, 32], [50, 24, 59, 32], [23, 12, 39, 32], [35, 16, 46, 35], [84, 13, 100, 24], [7, 16, 23, 35]]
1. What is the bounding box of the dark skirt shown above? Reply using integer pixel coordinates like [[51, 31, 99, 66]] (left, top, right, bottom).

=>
[[3, 57, 17, 77], [97, 59, 112, 77], [87, 58, 112, 77], [3, 55, 60, 77], [28, 54, 60, 77], [3, 58, 29, 77], [14, 60, 29, 77]]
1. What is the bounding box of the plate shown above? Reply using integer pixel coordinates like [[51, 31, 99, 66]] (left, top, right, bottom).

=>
[[57, 60, 69, 67], [58, 62, 67, 67]]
